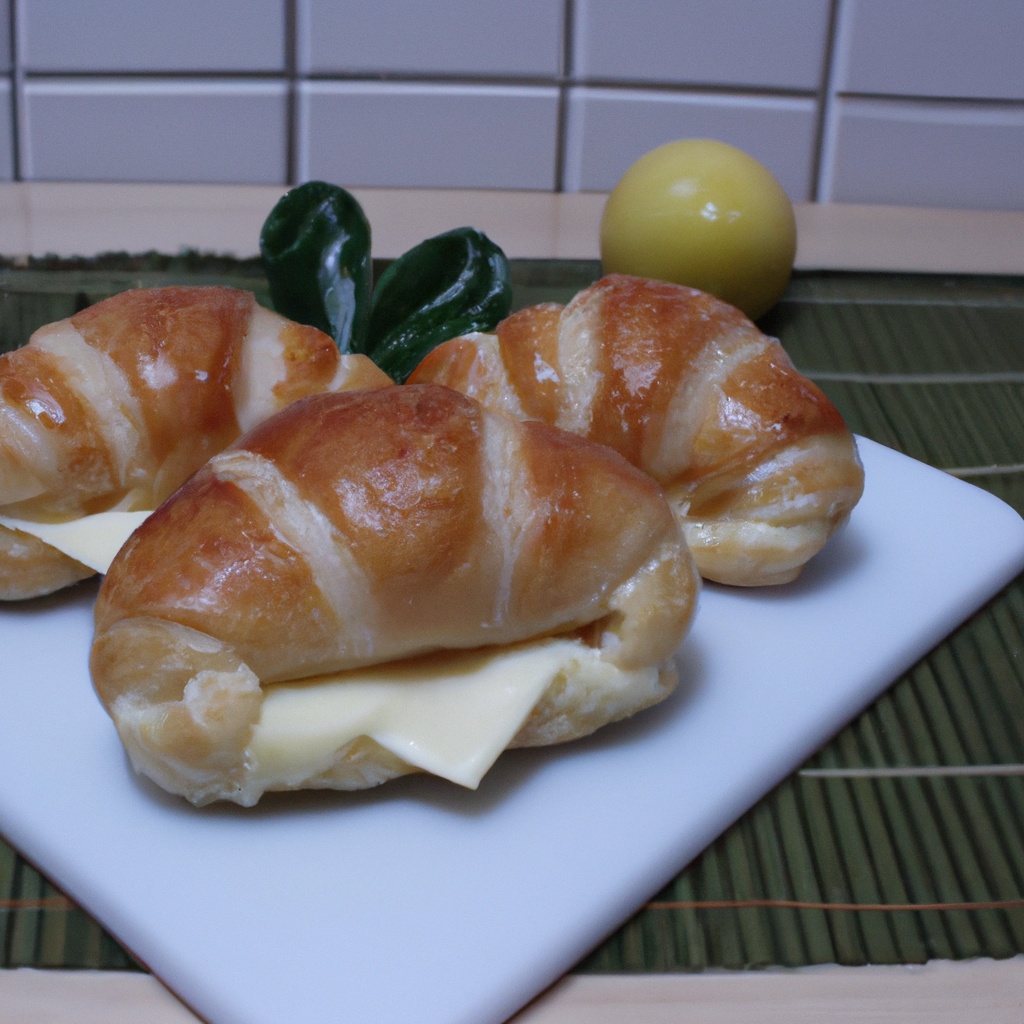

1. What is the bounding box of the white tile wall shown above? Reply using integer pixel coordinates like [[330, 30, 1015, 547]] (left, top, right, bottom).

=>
[[299, 0, 562, 77], [301, 82, 560, 190], [817, 0, 1024, 206], [573, 0, 831, 91], [837, 0, 1024, 101], [23, 81, 288, 184], [564, 89, 818, 199], [21, 0, 286, 73], [0, 0, 1017, 207], [827, 98, 1024, 210]]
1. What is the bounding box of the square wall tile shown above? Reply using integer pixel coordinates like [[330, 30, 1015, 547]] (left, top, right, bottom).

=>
[[300, 82, 559, 190], [573, 0, 831, 91], [825, 98, 1024, 209], [24, 80, 288, 184], [300, 0, 562, 77], [22, 0, 286, 72], [837, 0, 1024, 101], [563, 88, 818, 199]]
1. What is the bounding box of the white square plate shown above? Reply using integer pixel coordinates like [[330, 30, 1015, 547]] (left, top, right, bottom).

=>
[[2, 437, 1023, 1024]]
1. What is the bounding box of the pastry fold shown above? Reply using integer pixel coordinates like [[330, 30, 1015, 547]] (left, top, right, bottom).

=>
[[0, 286, 391, 598], [90, 384, 699, 806], [408, 274, 865, 586]]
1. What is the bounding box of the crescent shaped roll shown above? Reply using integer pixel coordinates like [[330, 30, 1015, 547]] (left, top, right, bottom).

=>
[[408, 274, 865, 586], [0, 285, 391, 599], [90, 384, 698, 806]]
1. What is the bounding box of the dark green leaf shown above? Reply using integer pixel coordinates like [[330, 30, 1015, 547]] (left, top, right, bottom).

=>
[[259, 181, 371, 353], [366, 227, 512, 382]]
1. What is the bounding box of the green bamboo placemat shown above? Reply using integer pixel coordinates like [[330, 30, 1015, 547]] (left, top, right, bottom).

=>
[[2, 257, 1024, 973]]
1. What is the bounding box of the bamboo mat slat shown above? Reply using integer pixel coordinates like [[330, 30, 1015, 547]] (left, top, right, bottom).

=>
[[2, 259, 1024, 973]]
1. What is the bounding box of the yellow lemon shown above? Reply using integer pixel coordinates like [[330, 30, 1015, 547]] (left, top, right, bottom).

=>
[[600, 140, 797, 320]]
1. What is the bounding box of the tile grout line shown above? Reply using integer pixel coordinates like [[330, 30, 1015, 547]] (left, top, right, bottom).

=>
[[283, 0, 298, 187], [808, 0, 841, 200], [813, 0, 848, 201], [9, 0, 24, 180], [552, 0, 574, 192]]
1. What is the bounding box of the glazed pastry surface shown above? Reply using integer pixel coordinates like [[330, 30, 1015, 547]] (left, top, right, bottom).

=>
[[0, 286, 391, 598], [408, 274, 864, 586], [91, 385, 698, 805]]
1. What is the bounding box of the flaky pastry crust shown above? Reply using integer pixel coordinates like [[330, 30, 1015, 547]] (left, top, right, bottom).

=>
[[0, 286, 391, 598], [408, 274, 865, 586], [91, 385, 698, 805]]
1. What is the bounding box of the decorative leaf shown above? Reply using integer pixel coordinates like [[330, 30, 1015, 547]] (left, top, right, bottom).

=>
[[366, 227, 512, 382], [259, 182, 372, 354]]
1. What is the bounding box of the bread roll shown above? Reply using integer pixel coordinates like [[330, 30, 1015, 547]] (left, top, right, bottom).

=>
[[408, 274, 864, 586], [91, 384, 698, 806], [0, 286, 391, 598]]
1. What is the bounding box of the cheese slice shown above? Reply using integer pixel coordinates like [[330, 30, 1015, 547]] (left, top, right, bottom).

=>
[[0, 510, 151, 573], [247, 638, 603, 790], [0, 507, 662, 795]]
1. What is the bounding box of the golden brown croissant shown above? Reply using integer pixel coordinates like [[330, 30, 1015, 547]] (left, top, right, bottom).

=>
[[90, 384, 698, 806], [0, 285, 392, 599], [408, 274, 864, 586]]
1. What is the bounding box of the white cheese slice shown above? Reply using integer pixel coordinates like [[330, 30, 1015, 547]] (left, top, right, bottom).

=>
[[247, 638, 596, 790], [0, 510, 152, 573]]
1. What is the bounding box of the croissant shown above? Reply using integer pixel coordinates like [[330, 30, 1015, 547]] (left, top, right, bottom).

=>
[[90, 384, 698, 806], [408, 274, 865, 586], [0, 285, 391, 599]]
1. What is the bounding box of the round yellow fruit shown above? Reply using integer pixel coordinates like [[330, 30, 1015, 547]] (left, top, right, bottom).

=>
[[600, 139, 797, 320]]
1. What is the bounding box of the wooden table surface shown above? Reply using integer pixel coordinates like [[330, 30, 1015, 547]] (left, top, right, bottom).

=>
[[0, 184, 1022, 1024], [0, 182, 1021, 273]]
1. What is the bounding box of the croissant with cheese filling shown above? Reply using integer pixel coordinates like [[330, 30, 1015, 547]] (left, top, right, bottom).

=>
[[90, 384, 698, 806], [408, 274, 864, 586], [0, 286, 391, 599]]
